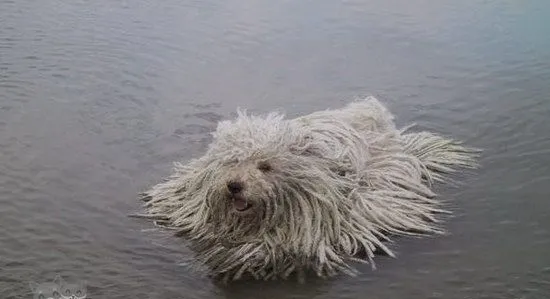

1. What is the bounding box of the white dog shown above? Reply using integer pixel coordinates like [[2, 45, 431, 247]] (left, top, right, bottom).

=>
[[137, 96, 479, 282]]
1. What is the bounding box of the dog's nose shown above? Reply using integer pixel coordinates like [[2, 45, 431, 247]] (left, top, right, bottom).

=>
[[227, 181, 244, 194]]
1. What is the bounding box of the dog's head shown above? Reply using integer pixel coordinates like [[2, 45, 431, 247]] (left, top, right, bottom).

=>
[[203, 111, 310, 222], [174, 109, 361, 245]]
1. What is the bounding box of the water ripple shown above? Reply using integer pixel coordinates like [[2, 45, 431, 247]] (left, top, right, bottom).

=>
[[1, 0, 550, 298]]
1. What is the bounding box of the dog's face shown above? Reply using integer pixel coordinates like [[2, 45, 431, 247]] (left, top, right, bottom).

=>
[[223, 158, 277, 215], [188, 110, 348, 241], [200, 111, 299, 222]]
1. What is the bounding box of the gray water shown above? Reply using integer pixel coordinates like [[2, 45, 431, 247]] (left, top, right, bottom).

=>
[[1, 0, 549, 298]]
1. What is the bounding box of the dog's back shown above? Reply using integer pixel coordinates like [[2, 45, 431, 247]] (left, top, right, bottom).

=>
[[295, 96, 397, 136]]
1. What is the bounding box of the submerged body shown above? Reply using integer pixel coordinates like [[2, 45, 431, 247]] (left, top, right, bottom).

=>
[[139, 96, 479, 282]]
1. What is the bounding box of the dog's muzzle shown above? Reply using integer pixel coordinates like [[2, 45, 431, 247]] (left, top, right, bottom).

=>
[[227, 180, 252, 212]]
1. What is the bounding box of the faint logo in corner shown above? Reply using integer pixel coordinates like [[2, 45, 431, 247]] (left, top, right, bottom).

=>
[[29, 274, 87, 299]]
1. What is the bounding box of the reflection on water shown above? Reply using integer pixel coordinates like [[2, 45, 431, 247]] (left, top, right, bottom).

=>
[[1, 0, 549, 298]]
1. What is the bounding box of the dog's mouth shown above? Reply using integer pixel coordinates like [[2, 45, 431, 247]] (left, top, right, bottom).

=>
[[232, 195, 252, 212]]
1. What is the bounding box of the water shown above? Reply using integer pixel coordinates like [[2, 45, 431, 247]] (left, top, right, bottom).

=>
[[1, 0, 549, 298]]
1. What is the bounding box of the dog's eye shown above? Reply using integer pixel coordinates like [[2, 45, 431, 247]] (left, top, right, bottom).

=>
[[257, 161, 272, 172]]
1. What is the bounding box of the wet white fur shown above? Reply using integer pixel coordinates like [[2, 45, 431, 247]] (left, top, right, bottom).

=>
[[140, 96, 479, 282]]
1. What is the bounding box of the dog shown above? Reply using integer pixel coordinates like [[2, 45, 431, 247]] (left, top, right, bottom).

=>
[[137, 96, 479, 282]]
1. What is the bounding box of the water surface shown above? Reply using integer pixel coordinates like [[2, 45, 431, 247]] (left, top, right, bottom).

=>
[[1, 0, 549, 298]]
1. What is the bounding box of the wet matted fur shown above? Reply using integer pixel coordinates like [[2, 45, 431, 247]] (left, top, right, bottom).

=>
[[137, 96, 479, 282]]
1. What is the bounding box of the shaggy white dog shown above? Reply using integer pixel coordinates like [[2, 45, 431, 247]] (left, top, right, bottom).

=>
[[137, 96, 479, 282]]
